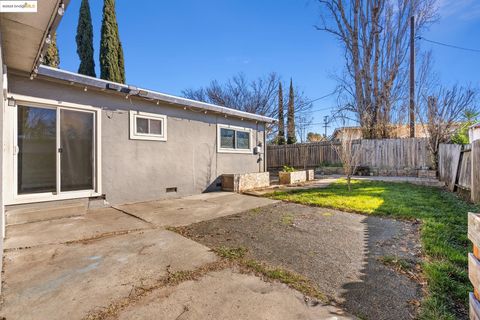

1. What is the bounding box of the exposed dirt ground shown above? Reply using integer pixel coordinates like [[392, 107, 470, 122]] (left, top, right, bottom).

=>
[[177, 202, 423, 320]]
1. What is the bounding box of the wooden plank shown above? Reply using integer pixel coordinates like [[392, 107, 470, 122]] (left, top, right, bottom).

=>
[[459, 150, 472, 190], [470, 292, 480, 320], [469, 213, 480, 250], [470, 253, 480, 293], [472, 141, 480, 203], [438, 144, 462, 191]]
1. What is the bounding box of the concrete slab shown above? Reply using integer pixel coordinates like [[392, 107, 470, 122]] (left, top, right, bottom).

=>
[[0, 229, 218, 320], [116, 269, 355, 320], [4, 207, 152, 250], [117, 192, 278, 227]]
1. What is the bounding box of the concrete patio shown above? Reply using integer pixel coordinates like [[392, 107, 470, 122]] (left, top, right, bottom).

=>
[[1, 192, 353, 320]]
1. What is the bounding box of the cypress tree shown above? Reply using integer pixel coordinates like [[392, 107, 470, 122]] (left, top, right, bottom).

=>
[[277, 82, 286, 145], [44, 33, 60, 68], [100, 0, 125, 83], [76, 0, 96, 77], [287, 79, 296, 144]]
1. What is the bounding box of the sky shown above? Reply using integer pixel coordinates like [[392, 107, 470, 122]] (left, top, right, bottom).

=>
[[56, 0, 480, 137]]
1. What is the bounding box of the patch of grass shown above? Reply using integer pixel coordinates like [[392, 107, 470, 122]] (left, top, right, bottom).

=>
[[209, 246, 328, 304], [249, 207, 262, 215], [280, 213, 295, 226], [214, 246, 248, 260], [379, 255, 416, 273], [242, 259, 327, 302], [268, 179, 480, 320], [83, 260, 231, 320]]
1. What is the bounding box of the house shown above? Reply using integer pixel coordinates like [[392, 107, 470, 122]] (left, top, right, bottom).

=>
[[0, 0, 274, 286], [331, 124, 429, 141], [469, 123, 480, 143]]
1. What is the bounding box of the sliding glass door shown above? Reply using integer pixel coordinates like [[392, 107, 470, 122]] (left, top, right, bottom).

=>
[[17, 106, 57, 194], [60, 109, 94, 191], [17, 105, 95, 196]]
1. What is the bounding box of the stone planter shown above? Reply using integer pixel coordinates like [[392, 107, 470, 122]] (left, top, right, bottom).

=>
[[279, 170, 307, 185], [307, 169, 315, 181], [222, 172, 270, 193]]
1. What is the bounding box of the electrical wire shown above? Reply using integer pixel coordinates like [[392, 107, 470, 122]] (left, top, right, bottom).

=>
[[417, 36, 480, 53]]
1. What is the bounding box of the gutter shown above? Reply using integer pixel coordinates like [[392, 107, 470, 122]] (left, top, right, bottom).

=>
[[31, 0, 70, 76], [37, 65, 277, 123]]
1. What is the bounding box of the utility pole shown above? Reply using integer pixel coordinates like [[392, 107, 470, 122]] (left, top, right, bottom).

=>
[[409, 15, 415, 138], [323, 116, 330, 138]]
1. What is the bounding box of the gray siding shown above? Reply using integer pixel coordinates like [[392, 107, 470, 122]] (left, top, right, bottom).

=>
[[9, 74, 266, 204], [0, 31, 5, 290]]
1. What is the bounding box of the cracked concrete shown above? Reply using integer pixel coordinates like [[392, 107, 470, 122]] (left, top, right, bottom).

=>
[[1, 229, 218, 320], [116, 192, 278, 227], [0, 192, 355, 320], [116, 269, 352, 320], [4, 207, 152, 250]]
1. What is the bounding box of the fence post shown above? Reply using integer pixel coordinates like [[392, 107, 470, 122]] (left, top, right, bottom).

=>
[[472, 141, 480, 203], [468, 213, 480, 318]]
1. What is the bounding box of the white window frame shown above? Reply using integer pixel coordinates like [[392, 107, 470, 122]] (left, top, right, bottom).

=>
[[217, 124, 253, 154], [129, 110, 167, 141], [4, 94, 102, 205]]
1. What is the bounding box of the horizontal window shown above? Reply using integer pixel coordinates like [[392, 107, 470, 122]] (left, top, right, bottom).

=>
[[218, 125, 252, 153], [129, 111, 167, 141]]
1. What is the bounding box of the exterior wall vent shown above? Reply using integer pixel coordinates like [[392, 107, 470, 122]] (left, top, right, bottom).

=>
[[166, 187, 177, 193]]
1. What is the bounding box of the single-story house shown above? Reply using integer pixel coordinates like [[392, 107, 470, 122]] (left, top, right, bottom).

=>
[[331, 124, 429, 141], [0, 0, 274, 288], [469, 123, 480, 143]]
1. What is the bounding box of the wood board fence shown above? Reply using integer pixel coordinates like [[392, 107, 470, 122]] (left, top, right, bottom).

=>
[[468, 212, 480, 319], [438, 140, 480, 203], [267, 138, 432, 170]]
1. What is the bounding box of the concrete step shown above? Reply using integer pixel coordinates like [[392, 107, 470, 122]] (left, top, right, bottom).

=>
[[6, 198, 88, 226]]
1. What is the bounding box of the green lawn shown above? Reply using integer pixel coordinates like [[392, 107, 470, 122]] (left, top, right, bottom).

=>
[[269, 179, 479, 320]]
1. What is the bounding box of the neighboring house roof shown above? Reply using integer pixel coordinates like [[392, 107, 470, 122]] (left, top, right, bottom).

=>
[[331, 124, 429, 140], [469, 123, 480, 129], [36, 65, 276, 123]]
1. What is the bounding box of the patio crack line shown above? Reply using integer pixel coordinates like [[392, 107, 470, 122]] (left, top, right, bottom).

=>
[[111, 206, 155, 226], [4, 228, 151, 252]]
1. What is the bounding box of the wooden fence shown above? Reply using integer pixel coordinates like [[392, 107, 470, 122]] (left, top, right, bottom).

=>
[[267, 138, 432, 170], [267, 141, 340, 169], [472, 140, 480, 203], [438, 140, 480, 203], [468, 212, 480, 319]]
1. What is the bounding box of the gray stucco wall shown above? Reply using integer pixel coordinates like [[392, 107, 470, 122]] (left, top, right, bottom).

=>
[[9, 74, 266, 204], [0, 32, 5, 289]]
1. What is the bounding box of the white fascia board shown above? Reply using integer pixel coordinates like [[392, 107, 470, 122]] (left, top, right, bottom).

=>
[[37, 65, 276, 124]]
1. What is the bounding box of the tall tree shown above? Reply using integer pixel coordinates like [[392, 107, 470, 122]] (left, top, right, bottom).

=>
[[182, 73, 312, 140], [100, 0, 125, 83], [76, 0, 96, 77], [287, 79, 296, 144], [417, 85, 476, 169], [317, 0, 437, 139], [277, 82, 286, 145], [44, 33, 60, 68]]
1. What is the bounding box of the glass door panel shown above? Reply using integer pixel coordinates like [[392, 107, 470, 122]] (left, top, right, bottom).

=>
[[60, 109, 94, 192], [17, 106, 57, 194]]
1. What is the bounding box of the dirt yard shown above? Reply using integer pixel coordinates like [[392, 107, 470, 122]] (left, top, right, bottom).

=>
[[177, 202, 423, 320]]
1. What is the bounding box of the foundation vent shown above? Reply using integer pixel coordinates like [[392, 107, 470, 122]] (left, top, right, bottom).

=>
[[166, 187, 177, 193]]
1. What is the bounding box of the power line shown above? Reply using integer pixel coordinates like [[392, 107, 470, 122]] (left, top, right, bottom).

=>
[[417, 36, 480, 54], [295, 90, 337, 109]]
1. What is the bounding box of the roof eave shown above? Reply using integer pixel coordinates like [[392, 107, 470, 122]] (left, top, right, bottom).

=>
[[36, 65, 276, 123]]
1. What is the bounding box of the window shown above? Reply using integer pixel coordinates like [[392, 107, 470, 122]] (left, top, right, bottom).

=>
[[129, 111, 167, 141], [218, 125, 252, 153]]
